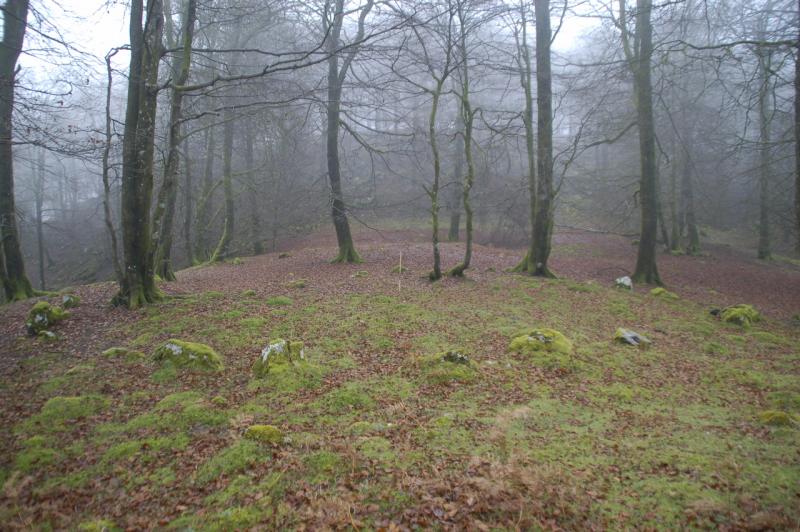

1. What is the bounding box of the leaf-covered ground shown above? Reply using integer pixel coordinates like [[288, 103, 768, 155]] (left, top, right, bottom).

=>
[[0, 228, 798, 530]]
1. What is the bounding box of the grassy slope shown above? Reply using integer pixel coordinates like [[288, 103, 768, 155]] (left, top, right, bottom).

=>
[[0, 250, 798, 530]]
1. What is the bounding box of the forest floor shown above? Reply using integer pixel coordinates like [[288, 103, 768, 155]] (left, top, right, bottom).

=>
[[0, 227, 799, 530]]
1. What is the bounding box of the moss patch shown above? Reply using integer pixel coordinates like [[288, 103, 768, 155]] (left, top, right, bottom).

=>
[[196, 440, 267, 484], [650, 287, 679, 300], [720, 304, 761, 327], [244, 425, 284, 445], [20, 395, 109, 433], [25, 301, 69, 335], [153, 339, 223, 372]]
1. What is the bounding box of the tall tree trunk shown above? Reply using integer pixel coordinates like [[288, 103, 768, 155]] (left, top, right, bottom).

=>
[[529, 0, 555, 277], [0, 0, 34, 302], [512, 0, 538, 273], [103, 51, 123, 284], [669, 148, 681, 252], [115, 0, 165, 308], [447, 136, 463, 242], [428, 84, 446, 281], [210, 110, 234, 261], [245, 122, 263, 255], [153, 0, 197, 281], [681, 152, 700, 254], [181, 142, 194, 265], [194, 126, 215, 261], [757, 46, 772, 260], [796, 0, 800, 254], [35, 148, 46, 290], [630, 0, 662, 285]]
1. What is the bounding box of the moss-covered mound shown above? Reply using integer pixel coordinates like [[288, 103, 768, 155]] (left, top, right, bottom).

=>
[[613, 328, 651, 349], [287, 279, 308, 289], [758, 410, 796, 427], [244, 425, 284, 445], [418, 351, 477, 384], [720, 304, 761, 327], [253, 339, 305, 378], [153, 340, 223, 372], [102, 347, 145, 362], [650, 287, 679, 300], [60, 294, 81, 309], [25, 301, 69, 335], [509, 329, 573, 355]]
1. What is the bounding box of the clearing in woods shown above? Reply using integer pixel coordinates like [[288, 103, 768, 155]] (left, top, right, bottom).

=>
[[0, 228, 798, 530]]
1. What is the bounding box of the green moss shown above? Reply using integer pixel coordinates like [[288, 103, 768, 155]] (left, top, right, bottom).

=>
[[38, 330, 58, 342], [211, 395, 228, 407], [244, 425, 284, 445], [102, 347, 145, 362], [196, 440, 267, 484], [25, 301, 69, 335], [702, 341, 729, 355], [766, 391, 800, 411], [78, 519, 119, 532], [319, 382, 376, 413], [303, 450, 345, 484], [418, 351, 478, 384], [14, 445, 59, 472], [250, 360, 324, 393], [21, 395, 109, 433], [266, 296, 293, 306], [348, 421, 391, 436], [286, 279, 308, 289], [758, 410, 796, 427], [720, 304, 761, 327], [151, 366, 178, 383], [241, 289, 257, 297], [153, 339, 223, 372], [252, 339, 305, 378], [60, 294, 81, 309], [357, 436, 396, 463], [650, 287, 679, 300], [510, 328, 573, 355]]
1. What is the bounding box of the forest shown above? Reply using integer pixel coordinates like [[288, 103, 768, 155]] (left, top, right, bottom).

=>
[[0, 0, 799, 529]]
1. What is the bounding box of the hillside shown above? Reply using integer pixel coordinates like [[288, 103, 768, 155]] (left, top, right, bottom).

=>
[[1, 229, 798, 530]]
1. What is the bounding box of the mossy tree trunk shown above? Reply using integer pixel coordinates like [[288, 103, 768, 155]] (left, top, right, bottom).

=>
[[103, 51, 123, 285], [620, 0, 661, 285], [115, 0, 164, 308], [0, 0, 34, 302], [34, 148, 46, 290], [181, 142, 194, 266], [426, 68, 452, 281], [669, 146, 682, 252], [528, 0, 556, 278], [448, 114, 464, 242], [244, 120, 263, 255], [757, 45, 772, 260], [153, 0, 196, 281], [796, 0, 800, 255], [324, 0, 373, 264]]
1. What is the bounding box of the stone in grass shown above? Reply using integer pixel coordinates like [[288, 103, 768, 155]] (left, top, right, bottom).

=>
[[61, 293, 80, 309], [26, 301, 69, 335], [719, 304, 761, 327], [614, 276, 633, 290], [38, 330, 59, 342], [509, 328, 573, 355], [613, 328, 651, 349], [650, 287, 679, 300], [758, 410, 796, 427], [153, 339, 223, 372], [244, 424, 284, 445], [253, 339, 305, 378]]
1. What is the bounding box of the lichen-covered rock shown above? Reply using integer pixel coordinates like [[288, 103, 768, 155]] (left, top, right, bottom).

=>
[[758, 410, 796, 427], [25, 301, 69, 335], [720, 304, 761, 327], [614, 276, 633, 290], [153, 340, 223, 372], [38, 330, 58, 342], [244, 424, 284, 445], [61, 294, 80, 309], [650, 287, 679, 300], [441, 351, 470, 364], [253, 339, 305, 378], [613, 328, 651, 348], [509, 328, 573, 355]]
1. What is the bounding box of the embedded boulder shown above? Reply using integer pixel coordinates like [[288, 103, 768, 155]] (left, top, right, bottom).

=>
[[509, 328, 573, 355], [244, 424, 284, 445], [60, 294, 80, 309], [153, 340, 223, 372], [719, 304, 761, 327], [614, 328, 651, 348], [614, 276, 633, 290], [253, 339, 305, 378], [25, 301, 69, 336]]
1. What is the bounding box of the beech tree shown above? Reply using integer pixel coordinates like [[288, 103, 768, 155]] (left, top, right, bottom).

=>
[[0, 0, 34, 302]]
